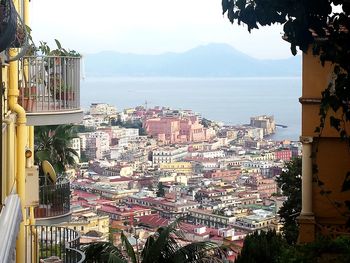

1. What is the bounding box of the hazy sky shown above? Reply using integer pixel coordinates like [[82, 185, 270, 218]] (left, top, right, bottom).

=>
[[30, 0, 293, 59]]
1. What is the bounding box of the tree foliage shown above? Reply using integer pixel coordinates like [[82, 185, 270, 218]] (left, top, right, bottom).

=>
[[222, 1, 350, 139], [235, 231, 350, 263], [83, 219, 224, 263], [235, 230, 288, 263], [35, 124, 79, 174], [156, 182, 165, 197], [276, 157, 302, 245]]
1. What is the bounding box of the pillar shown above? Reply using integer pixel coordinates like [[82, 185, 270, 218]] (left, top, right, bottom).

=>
[[297, 136, 316, 243]]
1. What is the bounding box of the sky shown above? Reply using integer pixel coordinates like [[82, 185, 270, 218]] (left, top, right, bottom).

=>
[[29, 0, 293, 59]]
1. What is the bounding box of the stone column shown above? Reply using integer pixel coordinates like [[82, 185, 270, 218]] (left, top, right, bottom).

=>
[[297, 136, 316, 243], [301, 136, 313, 216]]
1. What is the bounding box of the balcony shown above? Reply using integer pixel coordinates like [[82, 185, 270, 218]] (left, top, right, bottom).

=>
[[25, 225, 85, 263], [18, 56, 83, 126], [34, 181, 71, 224]]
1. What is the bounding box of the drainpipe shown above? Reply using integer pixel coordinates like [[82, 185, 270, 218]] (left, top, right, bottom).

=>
[[9, 53, 27, 263], [23, 0, 34, 168], [8, 0, 27, 258], [9, 54, 27, 263], [3, 115, 16, 195]]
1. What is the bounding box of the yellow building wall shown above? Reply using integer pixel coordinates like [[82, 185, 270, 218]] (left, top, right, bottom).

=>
[[159, 162, 193, 174], [60, 215, 110, 239], [313, 138, 350, 224], [300, 52, 350, 240]]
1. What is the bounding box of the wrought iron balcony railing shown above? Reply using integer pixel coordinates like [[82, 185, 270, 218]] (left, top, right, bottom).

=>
[[18, 56, 80, 113], [25, 225, 85, 263], [34, 182, 70, 219]]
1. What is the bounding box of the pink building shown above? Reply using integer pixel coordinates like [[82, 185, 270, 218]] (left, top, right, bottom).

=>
[[245, 174, 277, 197], [275, 149, 292, 161], [144, 116, 215, 144]]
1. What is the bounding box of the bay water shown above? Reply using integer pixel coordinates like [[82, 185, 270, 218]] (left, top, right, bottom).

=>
[[81, 77, 302, 141]]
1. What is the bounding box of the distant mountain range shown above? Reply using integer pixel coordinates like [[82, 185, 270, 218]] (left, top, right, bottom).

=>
[[84, 43, 301, 77]]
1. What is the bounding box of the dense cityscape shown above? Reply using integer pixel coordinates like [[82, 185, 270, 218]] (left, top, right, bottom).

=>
[[59, 102, 301, 260], [2, 1, 350, 262]]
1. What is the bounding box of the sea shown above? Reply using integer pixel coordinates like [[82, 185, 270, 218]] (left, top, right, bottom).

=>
[[81, 77, 302, 141]]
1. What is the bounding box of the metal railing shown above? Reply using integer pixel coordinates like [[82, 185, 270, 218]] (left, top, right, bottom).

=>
[[34, 182, 70, 219], [25, 225, 85, 263], [18, 56, 80, 113]]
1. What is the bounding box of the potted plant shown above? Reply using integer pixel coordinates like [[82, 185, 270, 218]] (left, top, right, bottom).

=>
[[60, 85, 75, 101], [18, 82, 37, 111]]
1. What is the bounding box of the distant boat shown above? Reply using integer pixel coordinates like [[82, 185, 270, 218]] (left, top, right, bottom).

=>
[[276, 124, 288, 128]]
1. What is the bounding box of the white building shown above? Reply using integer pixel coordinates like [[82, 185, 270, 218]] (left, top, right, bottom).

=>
[[152, 146, 188, 164], [190, 150, 225, 159], [83, 115, 108, 127], [110, 146, 125, 160], [245, 127, 264, 140], [90, 103, 117, 116], [84, 131, 110, 160], [70, 137, 81, 162]]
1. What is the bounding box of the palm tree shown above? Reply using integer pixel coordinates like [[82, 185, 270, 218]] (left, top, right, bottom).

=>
[[35, 124, 79, 174], [82, 220, 225, 263]]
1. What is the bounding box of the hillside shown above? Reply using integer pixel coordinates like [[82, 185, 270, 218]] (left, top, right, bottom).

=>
[[84, 43, 301, 77]]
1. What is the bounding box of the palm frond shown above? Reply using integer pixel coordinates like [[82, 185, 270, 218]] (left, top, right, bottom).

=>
[[142, 219, 182, 263], [171, 241, 224, 263], [141, 235, 155, 261], [108, 253, 128, 263], [121, 231, 137, 263], [81, 242, 127, 263], [34, 124, 79, 174]]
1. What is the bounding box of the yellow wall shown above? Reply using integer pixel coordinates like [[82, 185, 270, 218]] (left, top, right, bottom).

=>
[[312, 138, 350, 224], [301, 54, 349, 137], [60, 215, 110, 239], [299, 52, 350, 240], [159, 162, 193, 174]]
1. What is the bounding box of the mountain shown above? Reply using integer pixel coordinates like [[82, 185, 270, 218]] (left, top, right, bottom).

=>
[[83, 43, 301, 77]]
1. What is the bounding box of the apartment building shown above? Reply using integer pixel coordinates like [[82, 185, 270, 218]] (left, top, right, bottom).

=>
[[59, 211, 110, 243], [144, 116, 215, 144], [126, 195, 199, 219], [90, 103, 118, 116], [83, 131, 110, 160], [0, 1, 85, 261], [159, 162, 193, 175], [188, 209, 236, 228], [152, 146, 188, 164]]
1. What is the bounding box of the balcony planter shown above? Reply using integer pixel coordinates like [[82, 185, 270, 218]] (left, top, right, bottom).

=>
[[19, 55, 81, 118], [18, 86, 37, 112], [35, 207, 48, 218], [60, 91, 75, 101]]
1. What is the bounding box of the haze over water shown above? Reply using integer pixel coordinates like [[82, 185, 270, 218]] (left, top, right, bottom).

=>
[[82, 77, 301, 141]]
